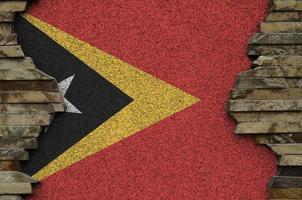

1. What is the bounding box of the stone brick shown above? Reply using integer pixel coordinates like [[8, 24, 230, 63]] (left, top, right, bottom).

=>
[[248, 44, 302, 56], [0, 57, 35, 69], [0, 91, 63, 103], [0, 115, 52, 126], [250, 33, 302, 44], [0, 171, 38, 183], [279, 155, 302, 166], [269, 144, 302, 155], [0, 148, 28, 161], [270, 176, 302, 188], [0, 138, 37, 149], [253, 55, 302, 66], [238, 66, 302, 78], [270, 188, 302, 199], [230, 112, 302, 123], [0, 126, 41, 138], [271, 0, 302, 11], [266, 11, 302, 22], [0, 80, 60, 91], [229, 100, 302, 112], [0, 195, 22, 200], [0, 183, 31, 195], [0, 45, 23, 57], [0, 161, 20, 171], [0, 68, 54, 80], [261, 22, 302, 33], [0, 103, 65, 114], [0, 1, 27, 12], [0, 34, 17, 45], [231, 88, 302, 100], [236, 122, 302, 134], [236, 78, 302, 89]]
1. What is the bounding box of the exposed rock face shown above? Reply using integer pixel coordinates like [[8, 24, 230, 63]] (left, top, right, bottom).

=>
[[228, 0, 302, 198], [0, 1, 65, 199]]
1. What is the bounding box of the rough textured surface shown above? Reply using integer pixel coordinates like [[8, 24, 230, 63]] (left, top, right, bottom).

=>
[[231, 112, 302, 122], [0, 148, 28, 161], [239, 66, 302, 77], [0, 162, 20, 171], [272, 0, 302, 11], [0, 195, 22, 200], [254, 55, 302, 66], [236, 122, 302, 134], [255, 134, 302, 144], [0, 1, 64, 199], [0, 2, 27, 12], [20, 0, 276, 200], [270, 176, 302, 188], [228, 0, 302, 199], [248, 44, 302, 55], [270, 188, 302, 199], [231, 89, 302, 100], [250, 33, 302, 44], [236, 77, 302, 89], [266, 11, 302, 21], [269, 144, 302, 154], [0, 183, 31, 195], [0, 171, 38, 183], [261, 22, 302, 33], [279, 155, 302, 166]]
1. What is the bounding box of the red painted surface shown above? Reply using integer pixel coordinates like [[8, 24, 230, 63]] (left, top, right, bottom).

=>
[[27, 1, 275, 199]]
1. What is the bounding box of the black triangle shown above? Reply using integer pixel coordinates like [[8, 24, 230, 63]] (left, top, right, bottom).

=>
[[15, 15, 133, 176]]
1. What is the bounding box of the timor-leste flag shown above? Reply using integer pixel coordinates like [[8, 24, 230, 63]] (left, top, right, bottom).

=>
[[18, 1, 276, 199]]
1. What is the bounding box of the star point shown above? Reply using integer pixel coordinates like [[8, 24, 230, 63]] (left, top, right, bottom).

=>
[[58, 75, 82, 114]]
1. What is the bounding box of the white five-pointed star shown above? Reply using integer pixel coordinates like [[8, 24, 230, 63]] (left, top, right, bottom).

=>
[[58, 75, 82, 114]]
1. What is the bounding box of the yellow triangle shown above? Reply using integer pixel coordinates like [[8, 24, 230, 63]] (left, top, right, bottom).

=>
[[23, 14, 200, 180]]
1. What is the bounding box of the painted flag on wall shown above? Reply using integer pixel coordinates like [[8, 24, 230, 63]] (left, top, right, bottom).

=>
[[17, 1, 276, 199]]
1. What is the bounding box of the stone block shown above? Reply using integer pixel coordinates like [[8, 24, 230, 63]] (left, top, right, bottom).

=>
[[0, 148, 28, 161], [236, 122, 302, 134], [0, 138, 37, 149], [0, 80, 60, 91], [269, 144, 302, 155], [253, 55, 302, 66], [270, 188, 302, 199], [250, 33, 302, 44], [271, 0, 302, 11], [0, 195, 22, 200], [0, 161, 20, 171], [238, 66, 302, 78], [0, 57, 35, 69], [261, 22, 302, 33], [0, 34, 17, 45], [266, 11, 302, 22], [0, 126, 41, 138], [270, 176, 302, 188], [0, 1, 27, 12], [0, 68, 54, 80], [0, 46, 23, 57], [231, 88, 302, 100], [230, 112, 302, 122], [0, 171, 38, 183], [0, 12, 14, 22], [0, 115, 51, 126], [0, 103, 65, 114], [236, 78, 302, 89], [0, 91, 63, 103], [248, 44, 302, 56], [0, 183, 31, 195], [279, 155, 302, 166], [254, 134, 302, 144], [229, 100, 302, 112]]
